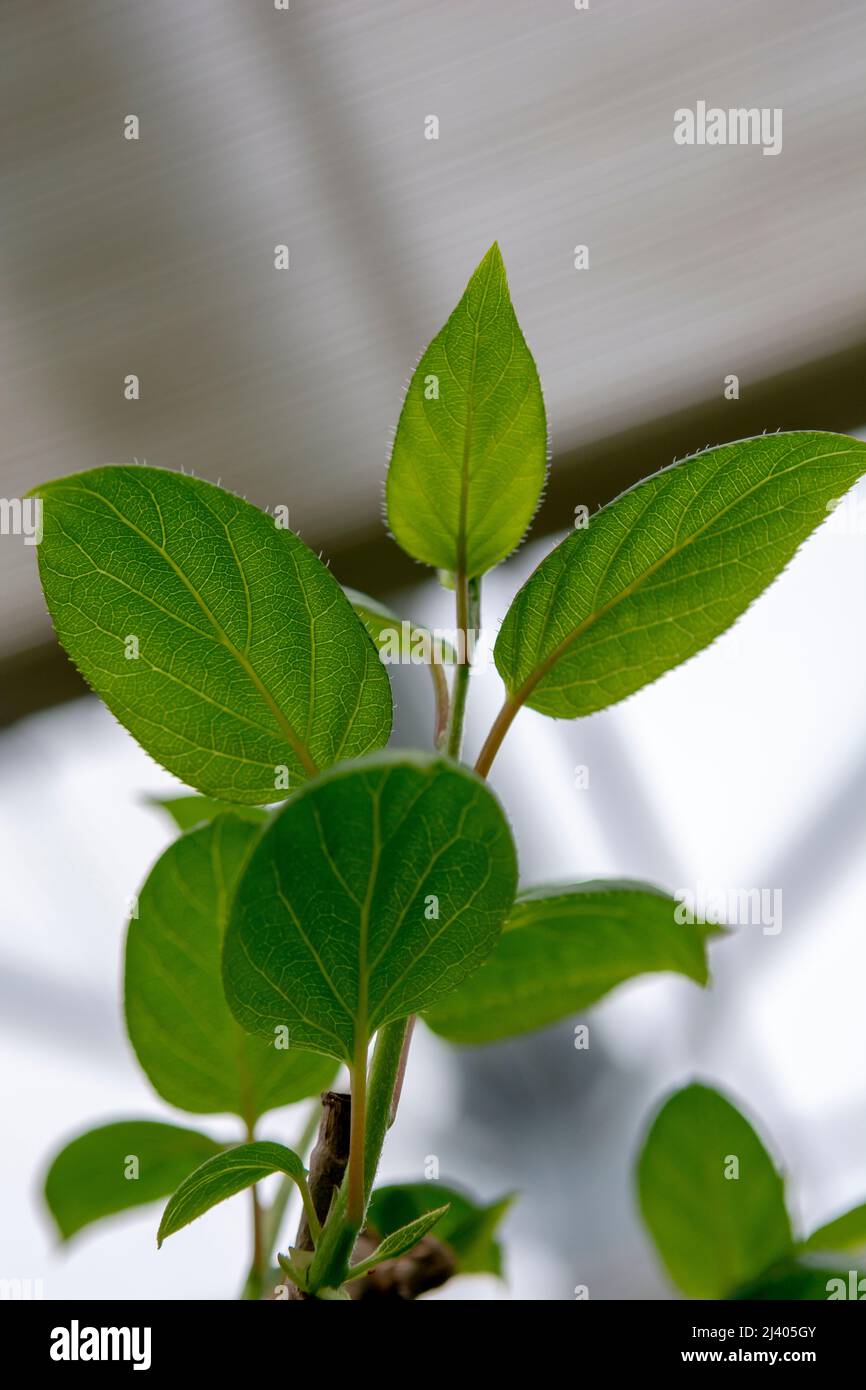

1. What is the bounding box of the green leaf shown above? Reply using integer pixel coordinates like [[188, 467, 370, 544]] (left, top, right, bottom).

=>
[[366, 1182, 511, 1276], [637, 1083, 793, 1298], [125, 813, 336, 1118], [348, 1205, 451, 1278], [157, 1141, 306, 1247], [731, 1258, 866, 1301], [145, 793, 269, 832], [32, 465, 391, 803], [44, 1120, 221, 1241], [223, 751, 518, 1065], [495, 432, 866, 719], [425, 881, 718, 1044], [802, 1202, 866, 1255], [386, 243, 547, 577], [344, 587, 456, 664]]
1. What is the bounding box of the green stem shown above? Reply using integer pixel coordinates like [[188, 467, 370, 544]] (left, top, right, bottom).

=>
[[389, 1015, 416, 1125], [241, 1119, 265, 1300], [445, 573, 479, 761], [306, 1018, 410, 1294], [347, 1036, 368, 1227], [363, 1017, 411, 1203]]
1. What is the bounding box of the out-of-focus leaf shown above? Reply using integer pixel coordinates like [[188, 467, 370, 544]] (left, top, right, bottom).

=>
[[145, 794, 269, 831], [366, 1182, 512, 1276], [344, 587, 456, 665], [637, 1083, 793, 1298], [802, 1202, 866, 1256], [44, 1119, 221, 1241], [425, 881, 718, 1044], [126, 814, 336, 1118], [732, 1258, 866, 1301]]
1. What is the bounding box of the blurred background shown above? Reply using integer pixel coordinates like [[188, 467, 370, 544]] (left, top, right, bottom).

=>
[[1, 0, 865, 1300]]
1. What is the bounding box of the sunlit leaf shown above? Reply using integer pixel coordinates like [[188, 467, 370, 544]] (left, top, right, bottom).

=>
[[223, 752, 517, 1065], [386, 244, 547, 577], [33, 466, 391, 802], [495, 433, 866, 719]]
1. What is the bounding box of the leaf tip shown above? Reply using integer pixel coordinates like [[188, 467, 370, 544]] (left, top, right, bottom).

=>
[[482, 240, 505, 273]]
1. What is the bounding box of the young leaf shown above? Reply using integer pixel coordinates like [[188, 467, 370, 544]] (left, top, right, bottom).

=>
[[157, 1141, 308, 1246], [348, 1205, 450, 1279], [33, 466, 392, 803], [802, 1202, 866, 1255], [145, 793, 269, 832], [425, 881, 718, 1044], [126, 813, 336, 1118], [44, 1120, 221, 1241], [223, 751, 518, 1065], [366, 1182, 512, 1276], [494, 432, 866, 721], [386, 243, 547, 577], [637, 1083, 793, 1298]]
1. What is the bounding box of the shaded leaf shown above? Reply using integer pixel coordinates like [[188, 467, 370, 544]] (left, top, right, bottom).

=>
[[223, 751, 518, 1065], [366, 1181, 511, 1276], [637, 1083, 793, 1298], [496, 432, 866, 719], [386, 243, 547, 577], [125, 813, 336, 1118], [44, 1119, 221, 1241], [33, 466, 391, 803], [158, 1141, 306, 1246], [425, 881, 718, 1044]]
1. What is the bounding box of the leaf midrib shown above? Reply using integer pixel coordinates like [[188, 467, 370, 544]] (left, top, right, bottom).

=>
[[456, 255, 496, 576], [355, 783, 382, 1062]]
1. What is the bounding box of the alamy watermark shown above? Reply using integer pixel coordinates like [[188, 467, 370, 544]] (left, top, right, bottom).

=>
[[675, 884, 783, 936], [50, 1320, 151, 1370], [0, 497, 42, 545], [0, 1276, 44, 1299], [674, 102, 782, 157], [376, 624, 492, 672], [826, 1271, 866, 1300]]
